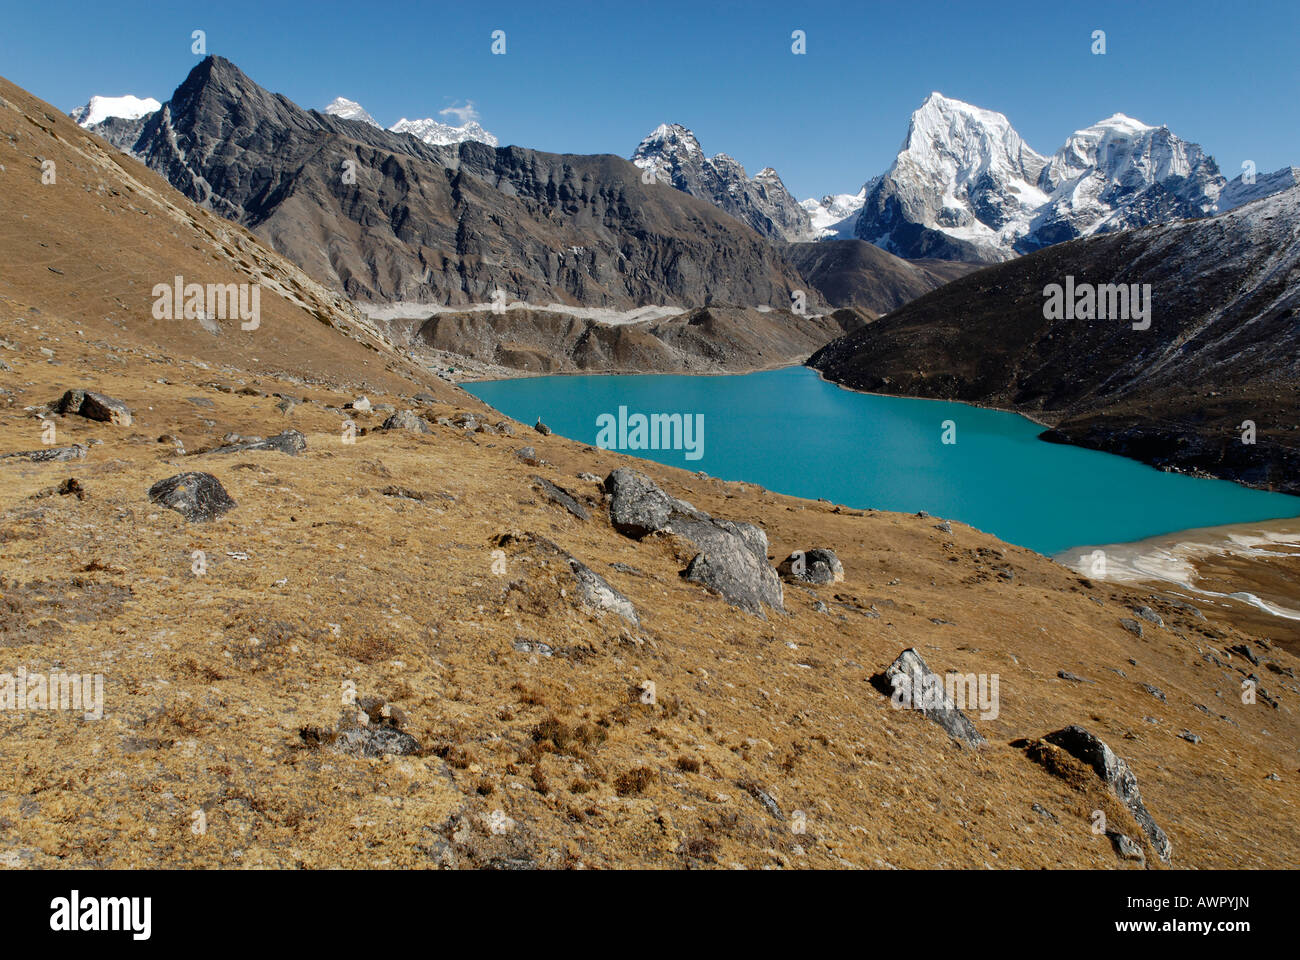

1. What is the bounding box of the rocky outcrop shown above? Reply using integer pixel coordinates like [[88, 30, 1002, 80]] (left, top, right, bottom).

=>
[[207, 431, 307, 456], [604, 468, 783, 616], [380, 410, 432, 434], [57, 389, 133, 426], [874, 648, 986, 746], [1040, 725, 1173, 865], [147, 472, 237, 522]]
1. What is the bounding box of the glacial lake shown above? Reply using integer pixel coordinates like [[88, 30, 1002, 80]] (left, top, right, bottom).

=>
[[464, 366, 1300, 556]]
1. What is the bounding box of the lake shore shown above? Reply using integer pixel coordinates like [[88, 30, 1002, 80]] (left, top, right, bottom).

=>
[[1056, 517, 1300, 652]]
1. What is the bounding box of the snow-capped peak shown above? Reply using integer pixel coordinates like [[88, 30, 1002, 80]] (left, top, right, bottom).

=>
[[389, 116, 498, 148], [324, 97, 380, 127], [70, 95, 160, 127]]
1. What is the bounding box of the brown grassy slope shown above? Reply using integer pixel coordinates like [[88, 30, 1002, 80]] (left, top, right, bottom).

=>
[[0, 331, 1297, 868], [0, 75, 1297, 871], [0, 74, 462, 405]]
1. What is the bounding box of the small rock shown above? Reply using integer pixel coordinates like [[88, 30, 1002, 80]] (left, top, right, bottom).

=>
[[515, 446, 540, 466], [1133, 606, 1164, 627], [776, 548, 844, 585], [1119, 618, 1144, 638], [1178, 730, 1201, 744], [534, 419, 551, 435]]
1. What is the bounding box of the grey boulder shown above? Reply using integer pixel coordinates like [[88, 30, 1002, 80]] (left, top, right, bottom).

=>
[[148, 472, 237, 522]]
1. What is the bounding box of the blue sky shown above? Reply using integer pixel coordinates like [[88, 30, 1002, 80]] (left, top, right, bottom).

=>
[[4, 0, 1298, 199]]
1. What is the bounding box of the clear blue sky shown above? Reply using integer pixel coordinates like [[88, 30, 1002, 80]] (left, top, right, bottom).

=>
[[4, 0, 1297, 199]]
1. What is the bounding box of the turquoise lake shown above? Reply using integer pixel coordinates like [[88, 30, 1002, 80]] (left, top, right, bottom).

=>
[[464, 366, 1300, 556]]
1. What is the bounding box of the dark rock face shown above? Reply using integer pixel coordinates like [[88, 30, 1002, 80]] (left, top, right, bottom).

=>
[[777, 548, 844, 584], [603, 468, 782, 616], [875, 648, 986, 746], [810, 186, 1300, 494], [57, 389, 132, 426], [330, 724, 421, 758], [111, 57, 809, 310], [1043, 724, 1172, 864], [147, 472, 237, 522], [208, 430, 307, 456], [1, 444, 87, 464]]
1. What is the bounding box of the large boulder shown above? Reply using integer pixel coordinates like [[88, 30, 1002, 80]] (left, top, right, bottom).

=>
[[380, 410, 431, 434], [777, 548, 844, 584], [147, 472, 237, 522], [208, 430, 307, 456], [57, 389, 132, 426], [603, 468, 783, 616], [1042, 725, 1172, 865], [0, 444, 87, 464], [875, 648, 986, 746]]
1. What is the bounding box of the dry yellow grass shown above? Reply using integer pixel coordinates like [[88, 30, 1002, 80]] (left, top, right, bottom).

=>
[[1, 72, 1297, 870]]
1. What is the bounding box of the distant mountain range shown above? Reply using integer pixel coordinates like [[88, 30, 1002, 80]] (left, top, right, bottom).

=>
[[801, 92, 1298, 263], [79, 57, 810, 311]]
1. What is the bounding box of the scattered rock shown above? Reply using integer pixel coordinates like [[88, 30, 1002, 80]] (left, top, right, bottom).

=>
[[935, 521, 952, 534], [276, 398, 297, 415], [380, 410, 432, 434], [534, 419, 551, 435], [531, 476, 589, 521], [208, 430, 307, 457], [0, 444, 87, 464], [1133, 605, 1164, 627], [347, 396, 372, 413], [776, 548, 844, 585], [1179, 730, 1201, 744], [1119, 618, 1144, 638], [147, 472, 237, 522], [515, 446, 540, 466], [56, 389, 132, 426], [1039, 724, 1172, 864], [873, 648, 986, 747], [1057, 670, 1094, 684], [1107, 830, 1146, 863]]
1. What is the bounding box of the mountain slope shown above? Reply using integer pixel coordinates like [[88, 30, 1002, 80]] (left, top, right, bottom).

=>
[[0, 73, 454, 401], [633, 123, 814, 242], [785, 239, 978, 314], [812, 186, 1300, 494], [104, 58, 810, 311]]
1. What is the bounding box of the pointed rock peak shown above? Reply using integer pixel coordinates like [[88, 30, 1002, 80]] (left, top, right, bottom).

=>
[[635, 123, 701, 156], [1086, 112, 1157, 134]]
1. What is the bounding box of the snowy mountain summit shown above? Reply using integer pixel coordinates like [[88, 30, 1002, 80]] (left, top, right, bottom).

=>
[[323, 97, 498, 146], [69, 95, 161, 127], [851, 92, 1245, 262], [632, 123, 814, 241], [855, 92, 1050, 262], [324, 97, 380, 127]]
